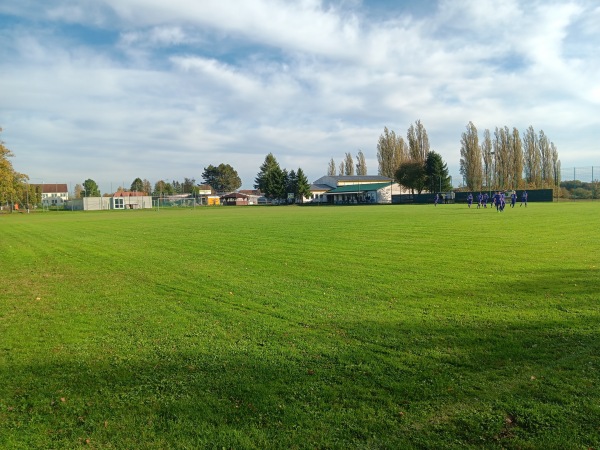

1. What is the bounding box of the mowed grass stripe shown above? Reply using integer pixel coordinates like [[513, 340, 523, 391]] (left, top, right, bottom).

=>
[[1, 203, 599, 448]]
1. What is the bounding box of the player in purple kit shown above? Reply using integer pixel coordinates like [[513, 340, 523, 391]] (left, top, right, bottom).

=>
[[494, 191, 501, 211], [510, 191, 517, 208], [483, 193, 488, 208], [467, 193, 473, 208], [521, 190, 528, 207], [477, 192, 482, 209]]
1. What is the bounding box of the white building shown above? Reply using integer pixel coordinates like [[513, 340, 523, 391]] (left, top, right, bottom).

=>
[[32, 184, 69, 207], [306, 176, 408, 204]]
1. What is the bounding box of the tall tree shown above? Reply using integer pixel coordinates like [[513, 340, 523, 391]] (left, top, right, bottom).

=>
[[495, 126, 512, 190], [344, 152, 354, 176], [339, 161, 344, 176], [539, 130, 553, 188], [395, 160, 427, 194], [355, 150, 367, 176], [551, 142, 561, 188], [254, 153, 285, 200], [459, 121, 482, 190], [377, 127, 407, 178], [130, 177, 144, 193], [82, 179, 100, 197], [481, 129, 493, 191], [407, 119, 430, 163], [295, 168, 312, 203], [425, 151, 452, 192], [523, 125, 541, 187], [511, 128, 524, 189], [327, 158, 336, 176]]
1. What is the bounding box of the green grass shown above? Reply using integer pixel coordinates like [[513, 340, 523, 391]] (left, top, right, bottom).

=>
[[1, 203, 599, 449]]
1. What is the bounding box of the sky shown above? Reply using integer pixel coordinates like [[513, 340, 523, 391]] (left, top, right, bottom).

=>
[[1, 0, 599, 192]]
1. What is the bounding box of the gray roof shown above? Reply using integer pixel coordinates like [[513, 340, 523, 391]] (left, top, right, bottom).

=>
[[310, 184, 333, 191], [312, 175, 393, 187]]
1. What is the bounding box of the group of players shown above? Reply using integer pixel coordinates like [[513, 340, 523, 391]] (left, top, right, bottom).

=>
[[465, 191, 528, 211]]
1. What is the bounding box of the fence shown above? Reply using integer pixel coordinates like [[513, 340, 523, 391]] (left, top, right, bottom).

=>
[[560, 167, 600, 183]]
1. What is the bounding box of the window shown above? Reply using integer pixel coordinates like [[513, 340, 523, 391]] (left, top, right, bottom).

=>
[[113, 198, 125, 209]]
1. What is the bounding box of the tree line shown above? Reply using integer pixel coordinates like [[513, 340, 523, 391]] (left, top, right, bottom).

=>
[[375, 120, 452, 194], [254, 153, 311, 203], [460, 122, 560, 191]]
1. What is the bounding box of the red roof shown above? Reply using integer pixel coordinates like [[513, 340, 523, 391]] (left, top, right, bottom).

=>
[[32, 184, 68, 193]]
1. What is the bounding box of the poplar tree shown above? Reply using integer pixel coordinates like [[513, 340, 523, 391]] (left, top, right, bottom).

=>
[[407, 119, 430, 163], [355, 150, 367, 176], [511, 128, 524, 189], [377, 127, 407, 178], [327, 159, 336, 176], [459, 121, 482, 190], [0, 128, 28, 206], [551, 143, 561, 187], [539, 130, 553, 188], [481, 129, 493, 191], [344, 153, 354, 176], [523, 126, 541, 187]]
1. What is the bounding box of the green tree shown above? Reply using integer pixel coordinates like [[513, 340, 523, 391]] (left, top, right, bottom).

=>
[[153, 180, 174, 196], [425, 151, 451, 193], [130, 177, 144, 193], [202, 164, 242, 193], [286, 169, 297, 201], [395, 160, 427, 195], [459, 122, 482, 190], [295, 168, 312, 203], [82, 179, 100, 197], [255, 153, 285, 200], [355, 150, 367, 176], [182, 177, 197, 194]]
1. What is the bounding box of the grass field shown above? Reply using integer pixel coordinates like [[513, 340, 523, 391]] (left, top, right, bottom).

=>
[[1, 203, 599, 449]]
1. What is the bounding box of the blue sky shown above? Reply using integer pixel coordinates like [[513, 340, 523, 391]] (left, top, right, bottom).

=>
[[1, 0, 599, 192]]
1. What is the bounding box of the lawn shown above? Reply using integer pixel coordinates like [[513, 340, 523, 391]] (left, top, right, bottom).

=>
[[1, 203, 599, 449]]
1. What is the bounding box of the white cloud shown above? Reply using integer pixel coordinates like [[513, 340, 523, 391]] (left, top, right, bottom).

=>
[[1, 0, 599, 189]]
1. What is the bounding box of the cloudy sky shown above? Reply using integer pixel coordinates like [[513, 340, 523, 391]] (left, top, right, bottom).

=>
[[1, 0, 599, 192]]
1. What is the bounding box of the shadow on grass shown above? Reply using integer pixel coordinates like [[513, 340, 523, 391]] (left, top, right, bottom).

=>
[[1, 269, 599, 448]]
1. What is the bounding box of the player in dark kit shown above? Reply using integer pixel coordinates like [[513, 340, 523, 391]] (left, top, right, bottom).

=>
[[494, 192, 501, 211], [521, 190, 528, 207], [511, 191, 517, 208], [467, 193, 473, 208], [477, 192, 482, 209], [483, 193, 488, 208]]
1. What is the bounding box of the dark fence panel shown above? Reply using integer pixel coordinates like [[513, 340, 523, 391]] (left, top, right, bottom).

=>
[[393, 189, 553, 204]]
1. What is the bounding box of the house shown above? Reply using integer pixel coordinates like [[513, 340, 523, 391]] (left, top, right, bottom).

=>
[[220, 192, 249, 206], [307, 176, 407, 204], [31, 183, 69, 207]]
